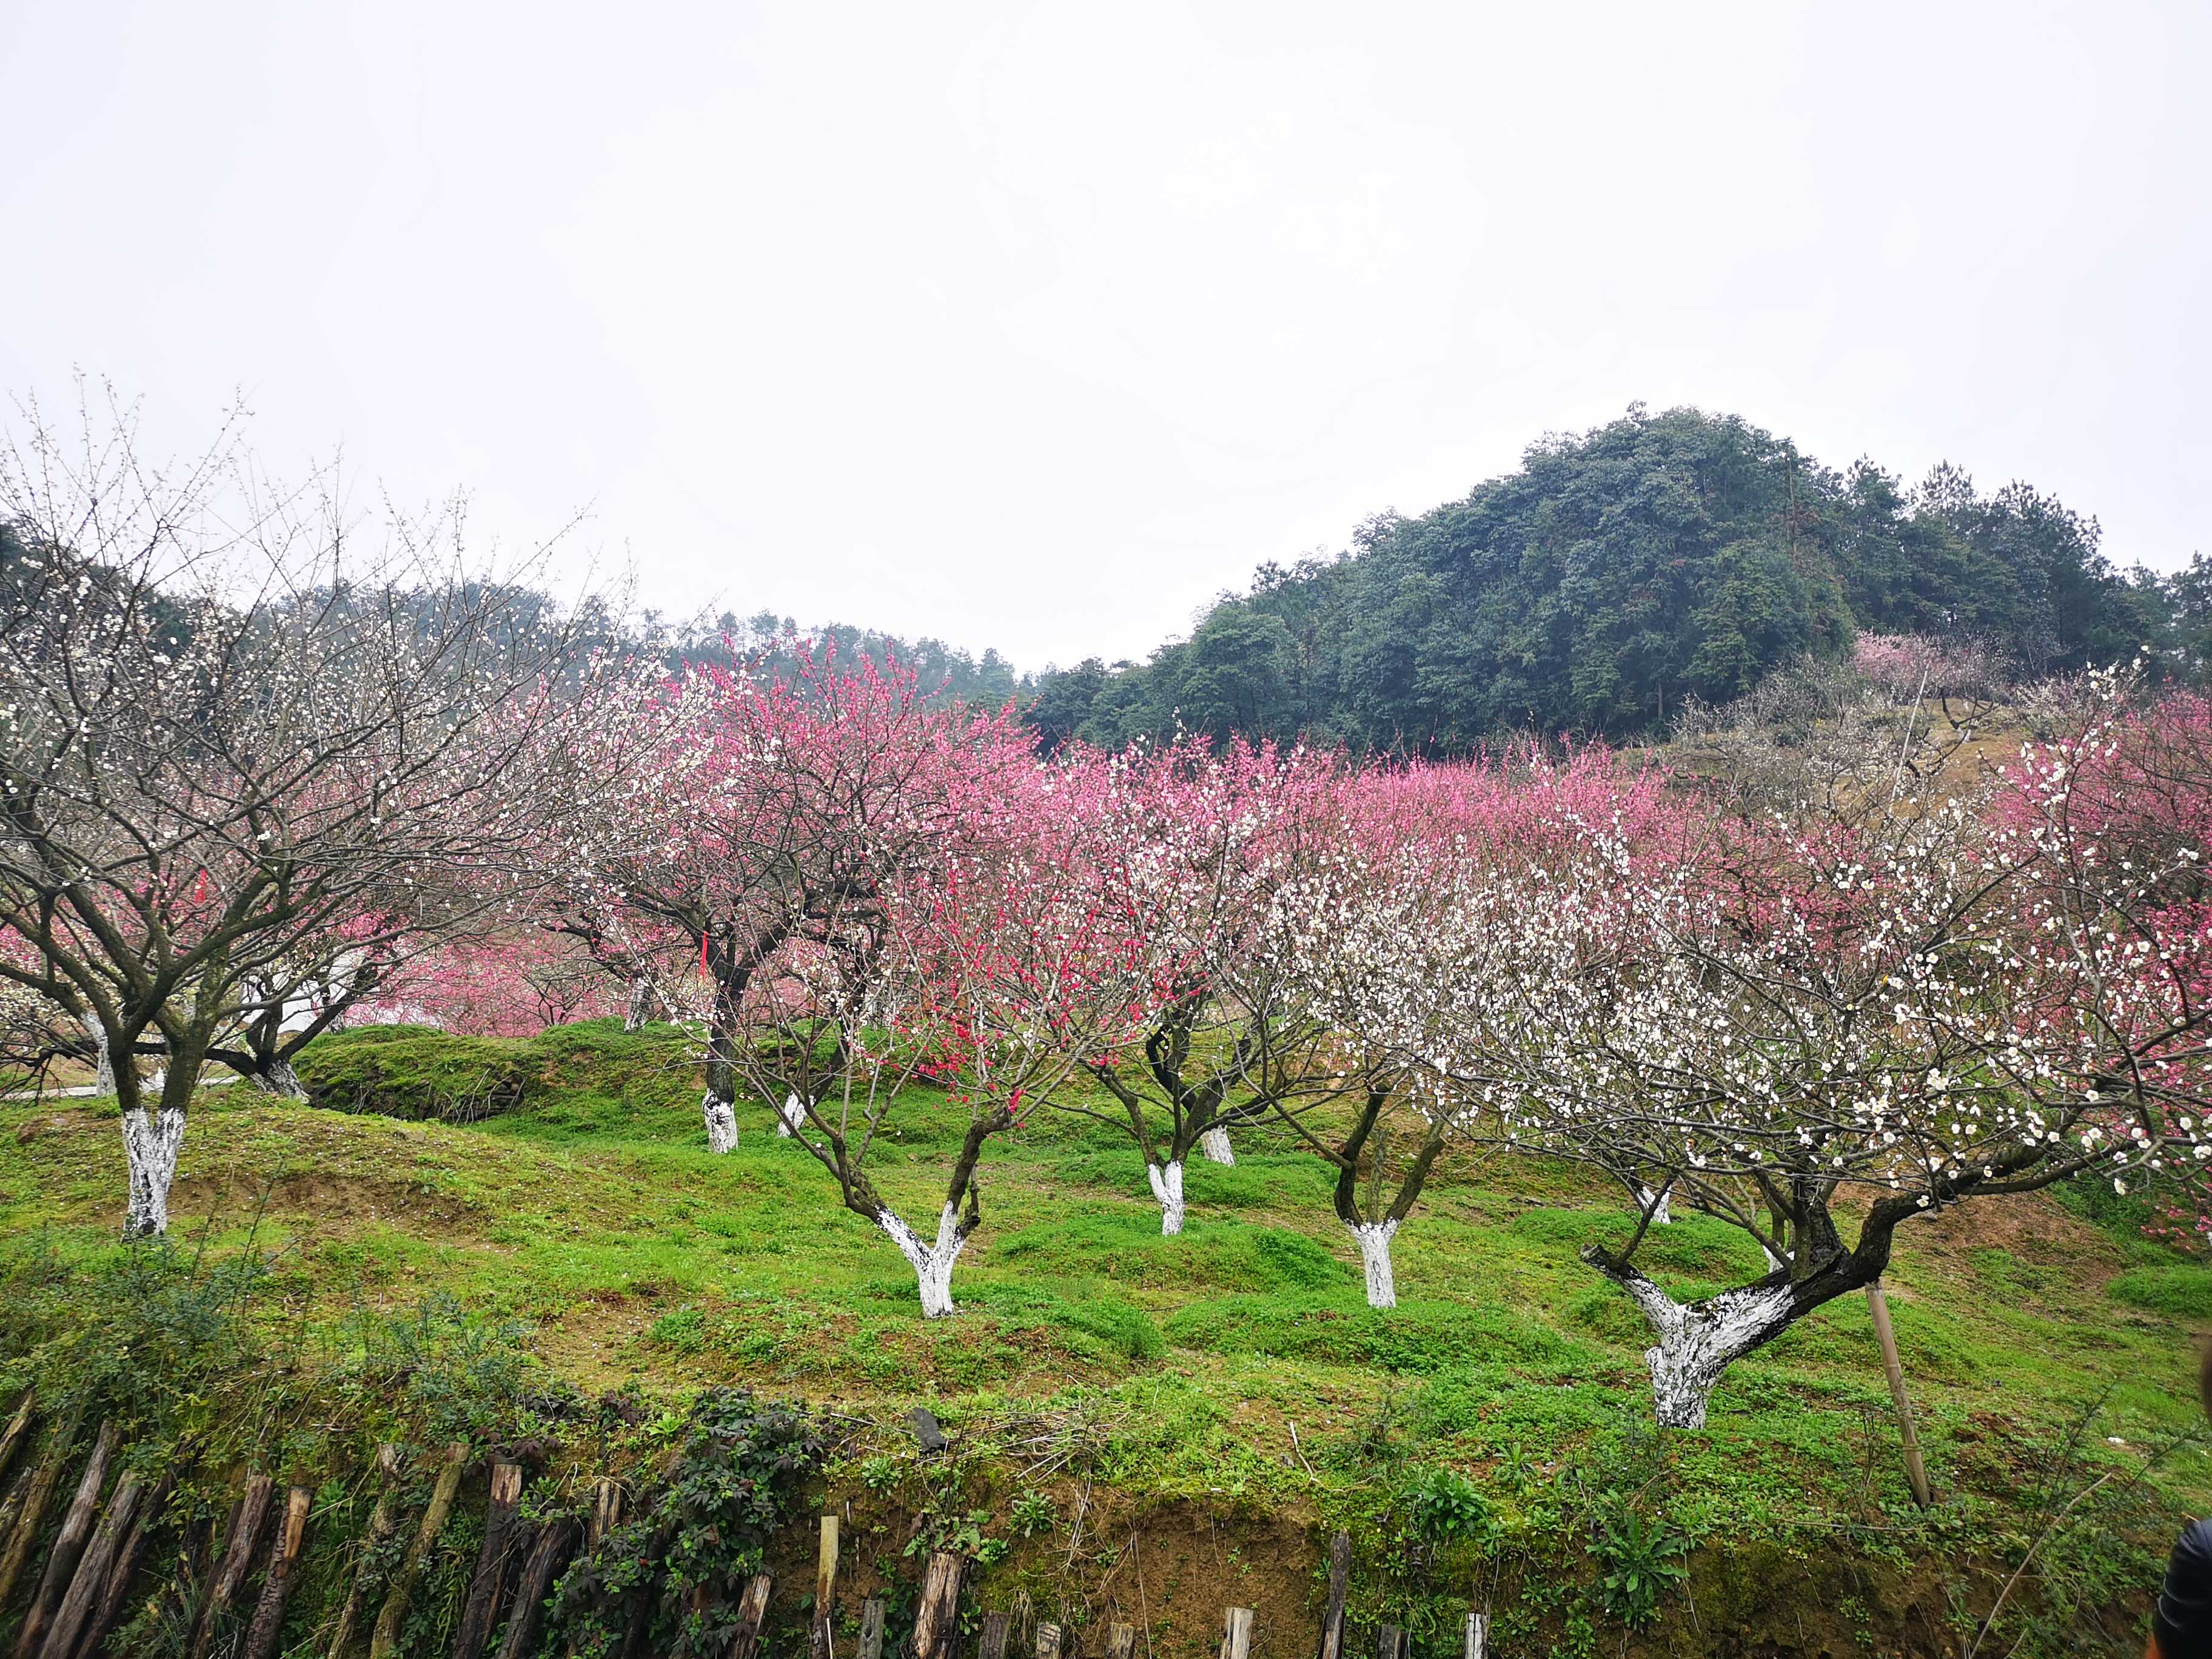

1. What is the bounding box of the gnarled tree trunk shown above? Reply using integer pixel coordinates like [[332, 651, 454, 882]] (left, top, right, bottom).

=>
[[1147, 1159, 1185, 1235], [1346, 1219, 1400, 1309], [121, 1106, 187, 1238]]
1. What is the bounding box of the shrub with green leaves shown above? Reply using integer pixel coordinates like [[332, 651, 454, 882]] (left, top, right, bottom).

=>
[[549, 1387, 821, 1659], [1408, 1466, 1489, 1542]]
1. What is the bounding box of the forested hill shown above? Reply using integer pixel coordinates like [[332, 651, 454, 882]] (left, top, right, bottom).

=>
[[1030, 406, 2208, 753]]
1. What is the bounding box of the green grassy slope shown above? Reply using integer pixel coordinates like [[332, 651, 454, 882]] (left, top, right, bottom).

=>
[[2, 1019, 2208, 1656]]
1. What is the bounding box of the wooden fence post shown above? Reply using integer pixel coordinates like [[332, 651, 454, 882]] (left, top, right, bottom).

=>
[[810, 1514, 840, 1659], [1222, 1607, 1255, 1659], [241, 1484, 312, 1659], [1106, 1623, 1136, 1659], [588, 1476, 622, 1549], [979, 1610, 1012, 1659], [325, 1444, 403, 1659], [367, 1443, 466, 1659], [729, 1572, 774, 1659], [452, 1460, 525, 1659], [492, 1517, 576, 1659], [1462, 1610, 1486, 1659], [75, 1469, 174, 1659], [857, 1595, 886, 1659], [1036, 1623, 1063, 1659], [913, 1553, 964, 1659], [0, 1398, 85, 1612], [188, 1469, 272, 1659], [1317, 1532, 1350, 1659], [1374, 1626, 1407, 1659], [14, 1418, 115, 1659], [35, 1466, 139, 1659], [0, 1392, 35, 1490]]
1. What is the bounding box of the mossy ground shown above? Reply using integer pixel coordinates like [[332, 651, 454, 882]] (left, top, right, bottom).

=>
[[2, 1018, 2209, 1657]]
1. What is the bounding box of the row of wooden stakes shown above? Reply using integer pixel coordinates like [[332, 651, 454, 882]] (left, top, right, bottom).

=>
[[803, 1521, 1492, 1659], [0, 1397, 1496, 1659], [0, 1409, 611, 1659], [0, 1390, 328, 1659]]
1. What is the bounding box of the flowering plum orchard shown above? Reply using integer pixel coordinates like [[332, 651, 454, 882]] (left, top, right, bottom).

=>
[[7, 412, 2211, 1450], [1443, 688, 2212, 1426], [0, 404, 585, 1234]]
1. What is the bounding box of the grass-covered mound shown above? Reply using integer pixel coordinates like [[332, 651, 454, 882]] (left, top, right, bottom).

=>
[[295, 1017, 694, 1123], [3, 1022, 2210, 1657]]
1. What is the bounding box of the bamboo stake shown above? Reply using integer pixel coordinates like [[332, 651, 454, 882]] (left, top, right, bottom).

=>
[[1865, 1281, 1934, 1508], [15, 1419, 116, 1659], [857, 1595, 886, 1659], [493, 1518, 576, 1659], [189, 1470, 273, 1659], [1316, 1532, 1350, 1659], [35, 1468, 138, 1659], [0, 1401, 85, 1620], [1036, 1624, 1062, 1659], [326, 1444, 404, 1659], [1462, 1612, 1485, 1659], [729, 1572, 774, 1659], [809, 1515, 839, 1659], [452, 1461, 525, 1659], [1221, 1608, 1255, 1659], [368, 1443, 466, 1659], [241, 1485, 312, 1659]]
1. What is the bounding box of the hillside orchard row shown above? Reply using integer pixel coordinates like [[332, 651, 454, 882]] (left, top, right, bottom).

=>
[[2, 416, 2209, 1431]]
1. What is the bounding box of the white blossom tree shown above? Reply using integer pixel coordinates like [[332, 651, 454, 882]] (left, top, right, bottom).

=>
[[1466, 705, 2212, 1427], [0, 393, 589, 1233]]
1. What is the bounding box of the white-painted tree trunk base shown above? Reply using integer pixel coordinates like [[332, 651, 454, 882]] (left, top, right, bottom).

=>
[[878, 1204, 969, 1318], [1148, 1159, 1186, 1235], [121, 1106, 186, 1238], [1638, 1185, 1672, 1225], [702, 1093, 739, 1155], [623, 977, 654, 1031], [1199, 1126, 1234, 1165], [253, 1059, 308, 1101], [1349, 1219, 1401, 1309], [1614, 1274, 1795, 1429], [778, 1093, 806, 1138], [90, 1030, 116, 1098]]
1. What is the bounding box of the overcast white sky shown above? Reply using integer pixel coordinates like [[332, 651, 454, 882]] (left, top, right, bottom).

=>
[[2, 1, 2205, 669]]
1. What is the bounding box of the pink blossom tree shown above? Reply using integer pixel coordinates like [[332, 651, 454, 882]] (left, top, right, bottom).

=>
[[545, 645, 1035, 1156], [721, 765, 1151, 1316]]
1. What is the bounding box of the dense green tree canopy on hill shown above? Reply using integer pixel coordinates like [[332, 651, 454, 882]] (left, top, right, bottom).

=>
[[1031, 406, 2184, 753]]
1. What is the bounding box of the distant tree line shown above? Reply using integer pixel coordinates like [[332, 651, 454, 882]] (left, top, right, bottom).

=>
[[1028, 405, 2210, 754]]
